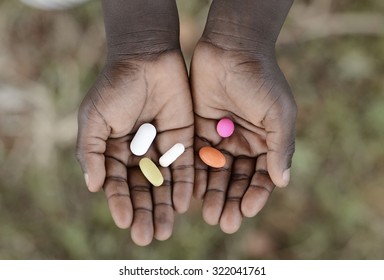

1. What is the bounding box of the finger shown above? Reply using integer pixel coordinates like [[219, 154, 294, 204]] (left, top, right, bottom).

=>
[[171, 145, 194, 214], [220, 157, 255, 234], [193, 115, 221, 199], [194, 136, 209, 199], [154, 122, 194, 214], [241, 154, 275, 217], [264, 96, 297, 187], [128, 167, 154, 246], [76, 101, 110, 192], [103, 156, 132, 229], [202, 151, 233, 225], [153, 167, 174, 241]]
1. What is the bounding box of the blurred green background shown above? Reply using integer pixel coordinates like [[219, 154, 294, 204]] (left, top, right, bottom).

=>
[[1, 0, 384, 259]]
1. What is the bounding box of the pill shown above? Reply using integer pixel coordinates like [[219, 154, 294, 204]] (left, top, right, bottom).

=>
[[199, 146, 226, 168], [130, 123, 156, 156], [139, 158, 164, 187], [216, 118, 235, 138], [159, 143, 185, 167]]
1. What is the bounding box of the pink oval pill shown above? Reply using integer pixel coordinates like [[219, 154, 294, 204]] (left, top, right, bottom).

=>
[[216, 118, 235, 138]]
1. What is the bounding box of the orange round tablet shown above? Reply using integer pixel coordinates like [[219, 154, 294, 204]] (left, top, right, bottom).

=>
[[199, 146, 226, 168]]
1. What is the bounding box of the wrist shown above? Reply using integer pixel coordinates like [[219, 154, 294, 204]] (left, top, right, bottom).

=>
[[102, 0, 180, 60], [201, 0, 293, 53], [201, 23, 275, 56], [106, 30, 180, 61]]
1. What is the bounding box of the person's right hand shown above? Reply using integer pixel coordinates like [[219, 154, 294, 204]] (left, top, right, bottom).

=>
[[75, 0, 194, 246], [76, 51, 194, 246]]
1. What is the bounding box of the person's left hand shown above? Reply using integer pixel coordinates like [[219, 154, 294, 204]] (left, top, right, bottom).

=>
[[190, 42, 296, 234]]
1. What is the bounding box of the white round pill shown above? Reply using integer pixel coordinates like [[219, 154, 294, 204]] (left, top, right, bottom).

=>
[[130, 123, 157, 156], [159, 143, 185, 167]]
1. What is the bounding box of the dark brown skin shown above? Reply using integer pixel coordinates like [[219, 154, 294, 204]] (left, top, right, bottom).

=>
[[76, 0, 194, 246], [76, 0, 297, 244], [190, 0, 296, 233]]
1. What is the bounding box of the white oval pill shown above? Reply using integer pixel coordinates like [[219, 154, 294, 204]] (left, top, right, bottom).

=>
[[159, 143, 185, 167], [130, 123, 156, 156]]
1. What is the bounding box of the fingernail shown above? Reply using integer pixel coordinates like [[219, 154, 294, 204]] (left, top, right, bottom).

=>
[[282, 169, 290, 187], [84, 173, 89, 187]]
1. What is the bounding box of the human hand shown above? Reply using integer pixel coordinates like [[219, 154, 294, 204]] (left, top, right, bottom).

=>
[[76, 51, 194, 246], [190, 41, 296, 234], [190, 0, 296, 234], [76, 0, 193, 246]]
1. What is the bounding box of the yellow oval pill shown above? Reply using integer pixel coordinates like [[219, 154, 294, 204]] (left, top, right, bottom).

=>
[[139, 158, 164, 187], [199, 146, 226, 168]]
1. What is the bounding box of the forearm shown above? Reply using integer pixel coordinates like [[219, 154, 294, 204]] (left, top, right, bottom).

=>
[[201, 0, 293, 52], [102, 0, 180, 59]]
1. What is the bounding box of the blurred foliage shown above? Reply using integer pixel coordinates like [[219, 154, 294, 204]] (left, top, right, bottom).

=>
[[0, 0, 383, 259]]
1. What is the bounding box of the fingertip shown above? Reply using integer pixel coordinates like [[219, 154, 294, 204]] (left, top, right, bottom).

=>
[[84, 173, 101, 192], [113, 215, 132, 230], [203, 212, 219, 226], [155, 229, 172, 242], [154, 215, 173, 241], [202, 203, 220, 226], [131, 224, 153, 247], [282, 168, 291, 187], [154, 219, 173, 241], [88, 186, 99, 193], [174, 199, 190, 214], [110, 202, 133, 229], [241, 188, 270, 218], [269, 168, 290, 188], [219, 210, 242, 234], [131, 234, 152, 247], [220, 220, 241, 235], [86, 168, 106, 192]]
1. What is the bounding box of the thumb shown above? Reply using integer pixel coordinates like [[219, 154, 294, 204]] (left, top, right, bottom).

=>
[[264, 97, 297, 187], [76, 101, 110, 192]]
